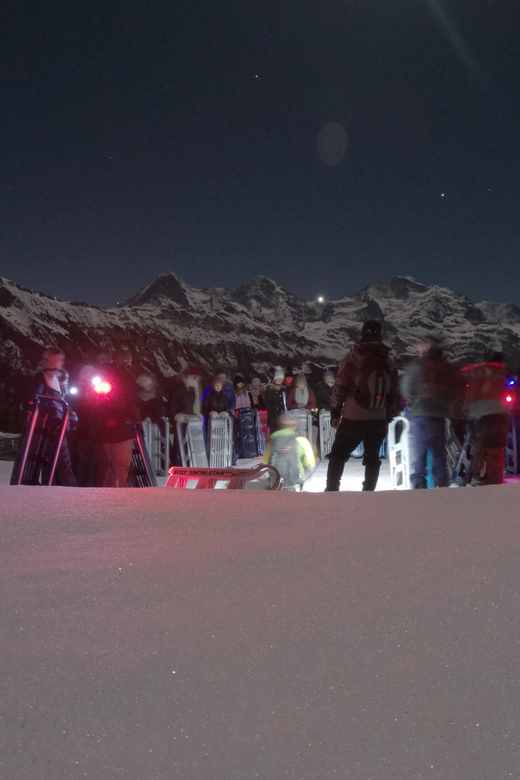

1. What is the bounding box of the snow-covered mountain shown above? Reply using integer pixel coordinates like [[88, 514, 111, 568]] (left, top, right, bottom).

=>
[[1, 272, 520, 431]]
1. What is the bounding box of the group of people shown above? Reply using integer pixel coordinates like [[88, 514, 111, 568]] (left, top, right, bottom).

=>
[[24, 347, 142, 488], [19, 318, 517, 490], [324, 321, 514, 492]]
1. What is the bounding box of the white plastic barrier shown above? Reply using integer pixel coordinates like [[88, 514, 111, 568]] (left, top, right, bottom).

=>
[[208, 415, 233, 468], [177, 416, 208, 468], [289, 408, 313, 444], [256, 410, 268, 455], [388, 416, 413, 490], [142, 417, 170, 476], [505, 413, 518, 475], [318, 409, 336, 459]]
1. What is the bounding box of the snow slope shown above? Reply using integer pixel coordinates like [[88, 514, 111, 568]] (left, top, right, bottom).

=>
[[1, 483, 519, 779]]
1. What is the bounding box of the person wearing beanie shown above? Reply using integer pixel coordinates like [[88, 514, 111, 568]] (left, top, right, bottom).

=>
[[315, 369, 336, 412], [265, 365, 288, 433], [263, 412, 315, 490], [249, 377, 265, 410], [287, 372, 317, 411], [213, 369, 236, 413], [360, 321, 382, 341], [233, 372, 253, 410], [325, 321, 399, 492], [201, 376, 231, 452], [284, 370, 294, 391]]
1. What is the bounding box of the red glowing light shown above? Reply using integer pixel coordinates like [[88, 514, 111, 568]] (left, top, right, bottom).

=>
[[94, 381, 111, 394], [506, 395, 513, 404]]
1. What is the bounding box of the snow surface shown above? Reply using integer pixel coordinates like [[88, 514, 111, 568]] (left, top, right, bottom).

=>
[[2, 464, 520, 779]]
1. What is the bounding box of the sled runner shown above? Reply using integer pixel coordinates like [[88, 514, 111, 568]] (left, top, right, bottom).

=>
[[128, 424, 157, 487], [165, 463, 282, 490], [10, 395, 70, 486]]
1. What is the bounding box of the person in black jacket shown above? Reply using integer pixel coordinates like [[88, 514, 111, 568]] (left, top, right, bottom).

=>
[[92, 349, 140, 487], [315, 370, 336, 412], [68, 363, 98, 486], [265, 366, 288, 433], [202, 376, 230, 434], [325, 322, 399, 492], [136, 374, 166, 423], [168, 366, 203, 465]]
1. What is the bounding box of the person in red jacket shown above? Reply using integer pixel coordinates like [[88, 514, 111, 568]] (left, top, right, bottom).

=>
[[287, 373, 316, 411], [462, 352, 511, 485]]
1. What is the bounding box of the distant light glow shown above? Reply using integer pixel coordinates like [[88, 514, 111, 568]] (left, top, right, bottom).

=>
[[92, 376, 101, 386], [69, 387, 78, 395], [317, 296, 324, 303], [506, 395, 513, 404], [317, 123, 348, 166]]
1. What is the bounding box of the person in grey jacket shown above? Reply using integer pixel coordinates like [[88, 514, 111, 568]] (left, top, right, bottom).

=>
[[401, 338, 461, 488]]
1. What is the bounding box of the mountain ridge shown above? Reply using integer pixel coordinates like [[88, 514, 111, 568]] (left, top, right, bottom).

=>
[[1, 272, 519, 431]]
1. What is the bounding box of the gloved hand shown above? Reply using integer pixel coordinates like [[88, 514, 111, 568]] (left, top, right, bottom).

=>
[[210, 411, 218, 418], [174, 413, 188, 423], [219, 411, 229, 418]]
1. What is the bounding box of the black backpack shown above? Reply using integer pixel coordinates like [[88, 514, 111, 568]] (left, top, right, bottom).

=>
[[352, 357, 393, 410]]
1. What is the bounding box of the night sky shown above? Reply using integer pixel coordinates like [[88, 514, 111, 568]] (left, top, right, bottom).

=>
[[2, 0, 520, 308]]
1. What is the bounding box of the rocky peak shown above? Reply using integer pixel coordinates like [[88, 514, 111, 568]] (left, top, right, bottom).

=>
[[124, 272, 192, 307]]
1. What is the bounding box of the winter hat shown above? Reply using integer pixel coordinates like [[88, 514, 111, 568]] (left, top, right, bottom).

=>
[[233, 373, 245, 385], [295, 372, 308, 386], [273, 366, 284, 382], [279, 412, 297, 428], [251, 378, 262, 387], [212, 376, 224, 389], [323, 370, 335, 381], [360, 320, 382, 342], [136, 374, 156, 391]]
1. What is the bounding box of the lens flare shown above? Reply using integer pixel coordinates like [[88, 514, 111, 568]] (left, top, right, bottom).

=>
[[94, 382, 111, 394]]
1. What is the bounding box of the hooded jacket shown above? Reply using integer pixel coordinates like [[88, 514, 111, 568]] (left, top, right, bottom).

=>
[[331, 340, 399, 422], [401, 349, 462, 418]]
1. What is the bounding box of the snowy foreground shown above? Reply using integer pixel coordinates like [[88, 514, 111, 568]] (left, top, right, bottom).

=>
[[2, 466, 520, 779]]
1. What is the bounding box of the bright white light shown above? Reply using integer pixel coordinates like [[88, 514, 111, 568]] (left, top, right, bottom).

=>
[[317, 296, 324, 303], [94, 381, 111, 395], [69, 387, 78, 395], [92, 376, 101, 386]]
